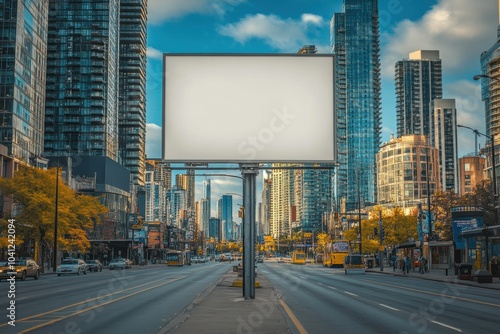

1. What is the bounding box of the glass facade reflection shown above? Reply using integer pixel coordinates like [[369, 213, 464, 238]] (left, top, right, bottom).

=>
[[331, 0, 381, 211], [0, 0, 48, 165]]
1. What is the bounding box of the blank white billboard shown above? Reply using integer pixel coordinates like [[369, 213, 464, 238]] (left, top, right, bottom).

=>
[[162, 54, 335, 163]]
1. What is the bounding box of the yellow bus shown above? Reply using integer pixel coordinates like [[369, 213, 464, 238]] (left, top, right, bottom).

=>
[[292, 251, 306, 264], [166, 250, 190, 267], [323, 240, 349, 268], [343, 254, 365, 274]]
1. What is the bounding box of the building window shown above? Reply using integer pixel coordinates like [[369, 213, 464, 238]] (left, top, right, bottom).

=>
[[464, 163, 470, 172]]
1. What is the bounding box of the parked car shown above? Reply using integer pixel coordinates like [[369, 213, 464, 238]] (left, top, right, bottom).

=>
[[57, 259, 88, 276], [0, 259, 40, 281], [86, 259, 103, 272], [256, 256, 264, 263], [109, 258, 127, 270]]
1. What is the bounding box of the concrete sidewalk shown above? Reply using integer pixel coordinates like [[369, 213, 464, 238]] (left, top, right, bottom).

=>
[[366, 266, 500, 290], [159, 269, 294, 334]]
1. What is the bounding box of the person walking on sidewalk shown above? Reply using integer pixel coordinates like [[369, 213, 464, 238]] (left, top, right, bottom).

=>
[[419, 256, 425, 274], [405, 256, 411, 274]]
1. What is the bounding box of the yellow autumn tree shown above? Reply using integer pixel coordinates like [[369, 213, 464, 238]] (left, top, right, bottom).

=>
[[0, 165, 108, 257]]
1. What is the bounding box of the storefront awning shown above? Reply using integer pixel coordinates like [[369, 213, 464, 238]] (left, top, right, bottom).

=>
[[461, 225, 500, 238]]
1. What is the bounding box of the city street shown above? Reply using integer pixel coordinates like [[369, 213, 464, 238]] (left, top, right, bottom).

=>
[[262, 261, 500, 334], [0, 262, 232, 334], [2, 260, 500, 334]]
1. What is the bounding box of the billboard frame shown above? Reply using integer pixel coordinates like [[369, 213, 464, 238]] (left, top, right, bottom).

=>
[[162, 53, 336, 164]]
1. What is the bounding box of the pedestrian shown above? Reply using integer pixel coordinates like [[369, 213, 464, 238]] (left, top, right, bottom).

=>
[[419, 256, 425, 274], [401, 258, 406, 274], [393, 256, 397, 272], [405, 256, 411, 273]]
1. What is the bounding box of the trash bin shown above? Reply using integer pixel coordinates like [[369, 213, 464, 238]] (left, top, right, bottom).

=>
[[151, 258, 157, 264], [458, 263, 473, 280]]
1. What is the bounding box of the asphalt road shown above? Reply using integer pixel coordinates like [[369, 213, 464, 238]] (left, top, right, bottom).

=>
[[0, 262, 232, 334], [261, 262, 500, 334]]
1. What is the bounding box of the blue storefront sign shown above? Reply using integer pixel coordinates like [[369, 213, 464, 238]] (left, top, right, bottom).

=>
[[451, 207, 484, 250]]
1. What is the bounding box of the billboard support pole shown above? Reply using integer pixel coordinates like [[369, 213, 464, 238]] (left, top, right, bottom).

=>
[[241, 164, 258, 299]]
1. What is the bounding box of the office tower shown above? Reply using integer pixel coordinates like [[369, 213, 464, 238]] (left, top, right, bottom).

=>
[[331, 0, 381, 211], [433, 99, 458, 192], [198, 198, 210, 236], [176, 170, 195, 211], [209, 217, 221, 242], [217, 195, 233, 241], [147, 159, 171, 190], [377, 135, 440, 205], [478, 1, 500, 192], [45, 0, 121, 159], [0, 1, 48, 166], [203, 179, 211, 215], [395, 50, 443, 142], [118, 0, 147, 186], [167, 185, 186, 227], [260, 174, 271, 236]]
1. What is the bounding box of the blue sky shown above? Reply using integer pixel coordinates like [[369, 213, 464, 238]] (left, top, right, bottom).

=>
[[144, 0, 500, 213]]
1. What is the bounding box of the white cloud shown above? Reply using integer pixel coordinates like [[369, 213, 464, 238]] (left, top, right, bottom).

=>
[[146, 47, 163, 60], [381, 0, 497, 79], [301, 13, 323, 26], [148, 0, 246, 25], [218, 13, 326, 52], [145, 123, 162, 158]]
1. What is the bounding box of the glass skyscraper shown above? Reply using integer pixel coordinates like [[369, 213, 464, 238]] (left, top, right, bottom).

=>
[[331, 0, 381, 211], [44, 0, 147, 188], [0, 0, 49, 165], [44, 0, 121, 159], [218, 194, 233, 241]]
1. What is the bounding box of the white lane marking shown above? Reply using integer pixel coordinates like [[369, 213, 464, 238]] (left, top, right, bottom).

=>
[[431, 320, 462, 332], [378, 303, 400, 311], [317, 282, 337, 290], [344, 291, 358, 297]]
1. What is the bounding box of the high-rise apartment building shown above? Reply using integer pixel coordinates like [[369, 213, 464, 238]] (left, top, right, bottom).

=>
[[45, 0, 121, 159], [0, 0, 49, 166], [377, 135, 440, 206], [395, 50, 443, 142], [433, 99, 458, 192], [118, 0, 147, 186], [478, 1, 500, 192], [270, 165, 293, 239], [44, 0, 147, 187], [331, 0, 381, 211]]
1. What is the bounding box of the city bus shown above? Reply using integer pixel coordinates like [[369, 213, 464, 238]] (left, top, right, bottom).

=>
[[292, 251, 306, 264], [166, 250, 190, 267], [323, 240, 349, 268], [343, 254, 365, 274]]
